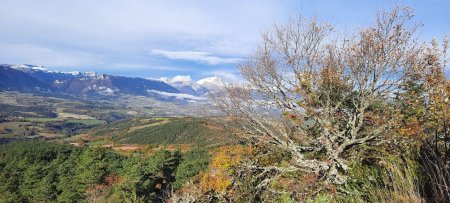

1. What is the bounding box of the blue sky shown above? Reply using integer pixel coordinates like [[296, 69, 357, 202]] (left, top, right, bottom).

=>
[[0, 0, 449, 81]]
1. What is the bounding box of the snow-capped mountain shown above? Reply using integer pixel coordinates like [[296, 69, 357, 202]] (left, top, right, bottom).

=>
[[159, 75, 200, 96], [10, 64, 49, 71], [1, 64, 179, 99], [196, 76, 225, 90], [0, 64, 229, 104], [160, 75, 225, 96], [0, 65, 50, 92]]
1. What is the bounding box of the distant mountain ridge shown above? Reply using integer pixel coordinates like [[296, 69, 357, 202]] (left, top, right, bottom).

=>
[[0, 64, 227, 103], [0, 65, 49, 92], [1, 64, 180, 98]]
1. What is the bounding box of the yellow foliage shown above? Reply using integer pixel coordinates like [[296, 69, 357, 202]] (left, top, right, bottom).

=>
[[210, 145, 252, 173], [199, 145, 252, 194], [199, 172, 232, 193], [398, 118, 422, 138]]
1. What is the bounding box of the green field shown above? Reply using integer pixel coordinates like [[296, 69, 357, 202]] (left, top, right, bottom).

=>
[[22, 117, 106, 125], [0, 122, 32, 137], [22, 117, 60, 122], [65, 119, 106, 126]]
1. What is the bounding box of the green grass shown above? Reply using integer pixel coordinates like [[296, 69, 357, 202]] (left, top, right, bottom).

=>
[[65, 119, 106, 126], [23, 118, 60, 122], [0, 122, 31, 137], [21, 118, 105, 125]]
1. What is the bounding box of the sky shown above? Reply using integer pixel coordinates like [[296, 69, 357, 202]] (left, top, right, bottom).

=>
[[0, 0, 449, 82]]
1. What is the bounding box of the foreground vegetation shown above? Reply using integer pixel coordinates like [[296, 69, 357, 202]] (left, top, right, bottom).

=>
[[205, 6, 450, 202], [0, 141, 210, 202]]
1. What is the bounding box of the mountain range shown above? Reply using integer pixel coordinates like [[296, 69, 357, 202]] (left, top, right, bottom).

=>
[[0, 64, 224, 102]]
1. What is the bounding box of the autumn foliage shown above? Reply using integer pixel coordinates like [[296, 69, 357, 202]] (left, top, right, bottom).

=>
[[199, 145, 253, 194], [210, 6, 450, 202]]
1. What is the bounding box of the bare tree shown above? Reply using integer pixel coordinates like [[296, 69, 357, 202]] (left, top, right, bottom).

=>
[[212, 6, 421, 185]]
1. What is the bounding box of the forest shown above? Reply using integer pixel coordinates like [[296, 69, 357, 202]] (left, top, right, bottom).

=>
[[0, 141, 210, 202]]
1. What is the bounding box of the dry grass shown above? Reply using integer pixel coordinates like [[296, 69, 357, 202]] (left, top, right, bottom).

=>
[[112, 145, 141, 151], [57, 112, 94, 119], [418, 143, 450, 202], [38, 132, 64, 139], [335, 147, 424, 203]]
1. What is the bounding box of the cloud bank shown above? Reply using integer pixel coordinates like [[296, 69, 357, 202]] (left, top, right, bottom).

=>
[[0, 0, 448, 78], [150, 50, 242, 65]]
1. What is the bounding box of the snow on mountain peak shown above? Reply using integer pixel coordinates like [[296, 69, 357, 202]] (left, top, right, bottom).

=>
[[171, 75, 192, 85], [10, 64, 48, 71], [84, 71, 97, 77], [10, 64, 31, 69], [31, 65, 47, 71], [196, 76, 225, 87], [159, 75, 192, 86], [67, 71, 81, 76], [157, 75, 226, 96]]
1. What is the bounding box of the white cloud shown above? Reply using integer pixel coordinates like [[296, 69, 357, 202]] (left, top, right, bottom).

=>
[[109, 63, 188, 71], [159, 75, 193, 85], [202, 70, 243, 82], [150, 50, 242, 65], [147, 90, 206, 101], [0, 43, 101, 67], [0, 0, 295, 70], [0, 0, 447, 74], [171, 75, 192, 84], [196, 76, 226, 89]]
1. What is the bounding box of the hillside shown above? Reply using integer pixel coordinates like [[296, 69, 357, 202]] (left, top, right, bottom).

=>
[[90, 117, 238, 148]]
